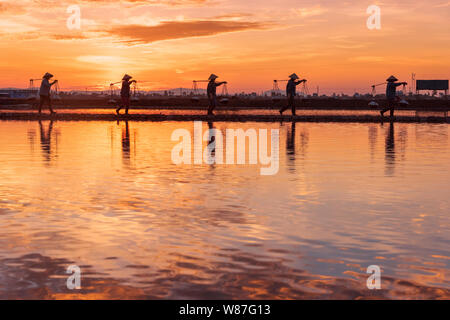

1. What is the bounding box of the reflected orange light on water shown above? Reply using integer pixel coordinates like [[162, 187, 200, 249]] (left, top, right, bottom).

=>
[[0, 121, 449, 299]]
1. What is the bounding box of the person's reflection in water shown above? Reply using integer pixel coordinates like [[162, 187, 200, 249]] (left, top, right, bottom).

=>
[[287, 121, 296, 157], [398, 125, 408, 162], [368, 125, 378, 162], [121, 120, 131, 167], [206, 121, 217, 169], [299, 126, 309, 160], [39, 120, 54, 165], [27, 129, 36, 154], [384, 122, 396, 176], [285, 121, 297, 173], [286, 122, 309, 170]]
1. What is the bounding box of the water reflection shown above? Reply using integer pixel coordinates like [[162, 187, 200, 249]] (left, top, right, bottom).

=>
[[27, 129, 36, 154], [0, 253, 146, 299], [2, 249, 448, 299], [384, 123, 396, 176], [121, 121, 130, 167], [206, 121, 217, 169], [299, 125, 309, 160], [118, 121, 137, 168], [368, 125, 378, 161], [415, 123, 449, 148], [285, 122, 309, 174], [38, 121, 58, 165], [285, 122, 309, 160], [286, 122, 296, 157], [398, 126, 408, 162], [0, 121, 449, 299]]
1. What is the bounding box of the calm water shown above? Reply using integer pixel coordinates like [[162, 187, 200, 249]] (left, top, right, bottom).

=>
[[0, 120, 449, 299], [2, 107, 448, 118]]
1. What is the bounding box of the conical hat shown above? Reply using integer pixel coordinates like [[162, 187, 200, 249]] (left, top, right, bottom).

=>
[[208, 74, 218, 81], [386, 75, 398, 82], [289, 73, 299, 80], [43, 72, 54, 79], [122, 74, 133, 80]]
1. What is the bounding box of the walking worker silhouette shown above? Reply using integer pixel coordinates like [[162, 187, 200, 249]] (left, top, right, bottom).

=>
[[280, 73, 307, 116], [116, 74, 137, 115], [380, 75, 407, 120], [38, 73, 58, 114], [207, 74, 227, 115]]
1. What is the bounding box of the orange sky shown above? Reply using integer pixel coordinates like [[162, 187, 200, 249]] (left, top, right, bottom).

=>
[[1, 0, 449, 93]]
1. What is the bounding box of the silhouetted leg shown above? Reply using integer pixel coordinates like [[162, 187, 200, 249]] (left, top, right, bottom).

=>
[[118, 96, 127, 115], [48, 120, 54, 136], [381, 99, 393, 118], [280, 95, 292, 114], [126, 96, 131, 114], [290, 96, 296, 116], [388, 99, 396, 120], [38, 96, 45, 113], [208, 96, 212, 114], [208, 96, 216, 115], [48, 97, 55, 114]]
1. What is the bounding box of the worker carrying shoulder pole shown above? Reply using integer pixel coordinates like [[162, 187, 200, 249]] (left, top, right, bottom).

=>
[[280, 73, 307, 116], [207, 74, 227, 116], [38, 72, 58, 115], [116, 74, 137, 115], [380, 75, 407, 121]]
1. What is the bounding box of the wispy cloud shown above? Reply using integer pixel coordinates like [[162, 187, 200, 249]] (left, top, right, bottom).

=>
[[212, 13, 253, 20], [71, 0, 212, 6], [292, 5, 327, 18], [433, 1, 450, 7], [104, 20, 271, 44], [51, 34, 89, 40], [0, 2, 27, 15], [349, 56, 384, 62]]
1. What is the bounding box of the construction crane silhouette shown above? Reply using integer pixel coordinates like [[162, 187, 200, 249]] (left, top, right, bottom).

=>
[[131, 81, 142, 102], [273, 79, 288, 91], [219, 83, 229, 104], [29, 78, 42, 90], [272, 80, 287, 101]]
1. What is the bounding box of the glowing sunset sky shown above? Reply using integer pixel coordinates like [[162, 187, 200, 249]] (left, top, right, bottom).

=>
[[1, 0, 449, 93]]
